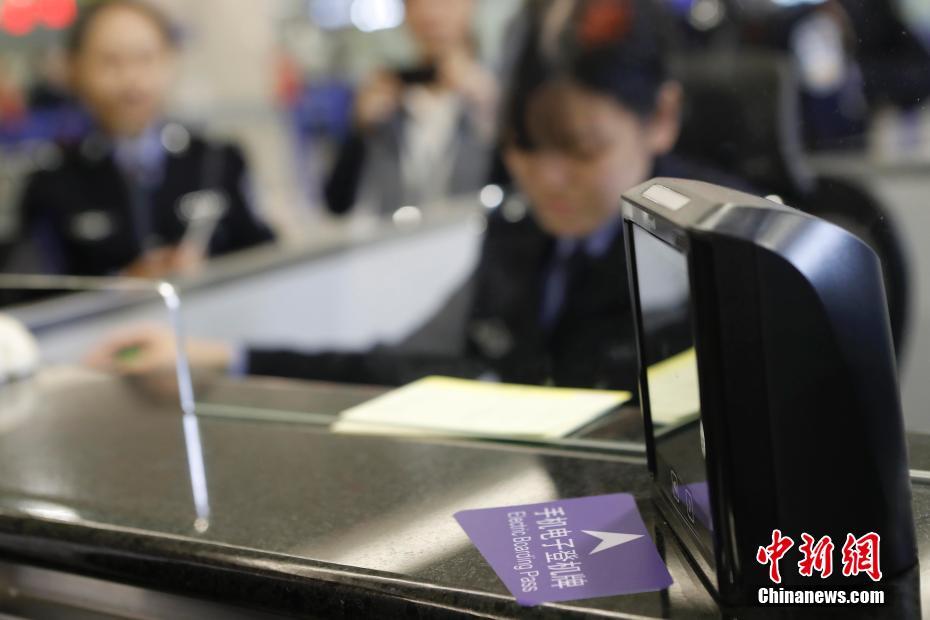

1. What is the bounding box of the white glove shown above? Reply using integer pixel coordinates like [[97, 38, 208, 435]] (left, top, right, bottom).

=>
[[0, 314, 39, 383]]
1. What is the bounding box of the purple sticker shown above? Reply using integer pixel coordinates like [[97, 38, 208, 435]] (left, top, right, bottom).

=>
[[454, 493, 673, 606]]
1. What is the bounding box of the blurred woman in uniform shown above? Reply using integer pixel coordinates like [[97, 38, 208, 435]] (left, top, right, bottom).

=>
[[89, 0, 746, 391], [18, 0, 274, 278]]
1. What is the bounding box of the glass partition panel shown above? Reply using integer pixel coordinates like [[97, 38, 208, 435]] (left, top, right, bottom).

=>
[[0, 274, 210, 532]]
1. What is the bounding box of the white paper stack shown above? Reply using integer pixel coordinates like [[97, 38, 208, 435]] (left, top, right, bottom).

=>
[[333, 376, 632, 439]]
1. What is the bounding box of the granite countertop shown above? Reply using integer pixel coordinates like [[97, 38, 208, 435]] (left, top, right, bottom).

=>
[[0, 368, 926, 618]]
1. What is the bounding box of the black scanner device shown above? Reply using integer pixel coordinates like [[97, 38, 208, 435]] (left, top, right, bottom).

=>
[[622, 178, 917, 603]]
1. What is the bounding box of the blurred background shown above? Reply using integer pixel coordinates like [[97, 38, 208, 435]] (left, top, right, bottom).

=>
[[2, 0, 930, 428], [0, 0, 522, 240]]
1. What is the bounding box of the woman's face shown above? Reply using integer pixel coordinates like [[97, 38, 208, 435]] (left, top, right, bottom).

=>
[[505, 80, 681, 238], [69, 6, 175, 137], [405, 0, 475, 59]]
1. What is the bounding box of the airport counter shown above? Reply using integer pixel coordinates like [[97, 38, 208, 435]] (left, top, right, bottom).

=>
[[0, 369, 924, 618], [0, 196, 925, 618]]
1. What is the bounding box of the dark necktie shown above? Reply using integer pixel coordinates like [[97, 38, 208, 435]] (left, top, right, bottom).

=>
[[540, 243, 589, 332]]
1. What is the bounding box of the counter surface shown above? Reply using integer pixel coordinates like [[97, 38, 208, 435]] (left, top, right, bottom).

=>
[[0, 369, 925, 618]]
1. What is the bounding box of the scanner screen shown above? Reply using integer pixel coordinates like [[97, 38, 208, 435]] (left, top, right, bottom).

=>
[[631, 224, 715, 567]]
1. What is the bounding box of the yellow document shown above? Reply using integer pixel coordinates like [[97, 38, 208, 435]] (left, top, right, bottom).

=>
[[646, 348, 701, 426], [332, 376, 632, 439]]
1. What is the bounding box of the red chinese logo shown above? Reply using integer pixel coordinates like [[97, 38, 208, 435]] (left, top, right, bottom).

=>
[[841, 533, 882, 582], [756, 529, 794, 584], [757, 530, 882, 583], [798, 533, 834, 578]]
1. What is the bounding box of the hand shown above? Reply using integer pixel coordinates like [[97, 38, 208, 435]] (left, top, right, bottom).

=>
[[439, 51, 497, 106], [121, 245, 205, 279], [438, 51, 499, 139], [84, 324, 234, 377], [169, 243, 206, 274], [354, 70, 402, 131]]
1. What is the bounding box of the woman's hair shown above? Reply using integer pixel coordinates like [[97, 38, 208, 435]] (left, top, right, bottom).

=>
[[67, 0, 178, 55], [503, 0, 673, 150]]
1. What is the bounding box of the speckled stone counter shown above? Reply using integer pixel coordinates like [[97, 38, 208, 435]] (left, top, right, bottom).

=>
[[0, 368, 925, 618]]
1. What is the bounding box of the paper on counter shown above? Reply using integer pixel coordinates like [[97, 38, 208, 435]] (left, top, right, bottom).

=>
[[645, 348, 701, 426], [332, 376, 631, 439]]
